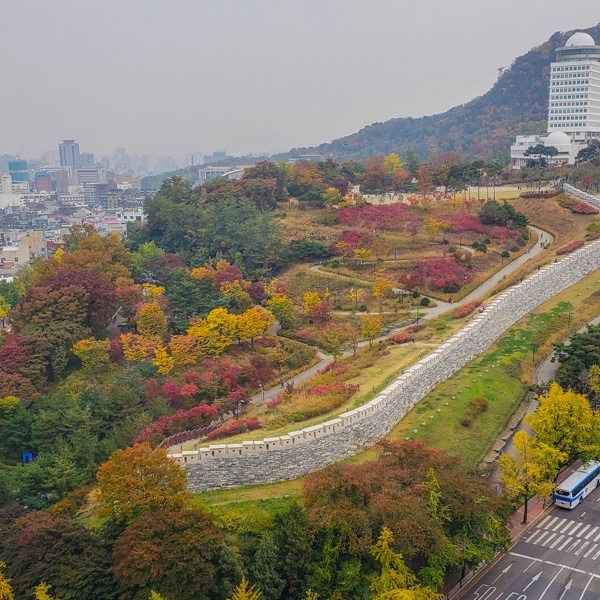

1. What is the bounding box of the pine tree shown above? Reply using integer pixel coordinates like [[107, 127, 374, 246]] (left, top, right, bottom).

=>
[[250, 534, 285, 600]]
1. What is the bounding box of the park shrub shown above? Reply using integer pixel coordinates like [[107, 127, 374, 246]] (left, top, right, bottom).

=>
[[460, 397, 489, 427], [442, 283, 460, 294], [511, 246, 520, 253], [388, 324, 425, 344], [207, 417, 261, 439], [420, 297, 431, 306], [336, 203, 410, 231], [267, 396, 282, 408], [412, 290, 421, 298], [517, 239, 526, 247], [452, 300, 481, 319], [572, 202, 599, 215], [556, 240, 585, 255], [358, 304, 368, 312]]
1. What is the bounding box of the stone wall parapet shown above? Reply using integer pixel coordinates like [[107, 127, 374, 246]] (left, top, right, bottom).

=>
[[172, 187, 600, 492]]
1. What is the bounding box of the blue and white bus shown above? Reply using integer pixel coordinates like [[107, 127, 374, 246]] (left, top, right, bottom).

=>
[[554, 461, 600, 509]]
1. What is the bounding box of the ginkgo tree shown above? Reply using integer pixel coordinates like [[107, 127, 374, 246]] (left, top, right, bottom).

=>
[[498, 430, 558, 524], [525, 382, 600, 472], [0, 561, 15, 600]]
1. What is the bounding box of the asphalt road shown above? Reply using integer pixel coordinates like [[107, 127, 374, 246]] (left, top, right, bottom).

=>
[[463, 486, 600, 600]]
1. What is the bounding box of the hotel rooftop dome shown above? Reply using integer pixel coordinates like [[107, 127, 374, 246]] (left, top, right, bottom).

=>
[[565, 32, 596, 47]]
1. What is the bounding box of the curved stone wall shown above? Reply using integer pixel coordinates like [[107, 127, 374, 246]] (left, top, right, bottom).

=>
[[173, 189, 600, 492], [563, 184, 600, 210]]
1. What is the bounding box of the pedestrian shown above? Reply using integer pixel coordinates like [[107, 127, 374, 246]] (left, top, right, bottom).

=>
[[280, 380, 284, 389]]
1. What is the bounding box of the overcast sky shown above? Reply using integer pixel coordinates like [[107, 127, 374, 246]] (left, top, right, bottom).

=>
[[1, 0, 599, 160]]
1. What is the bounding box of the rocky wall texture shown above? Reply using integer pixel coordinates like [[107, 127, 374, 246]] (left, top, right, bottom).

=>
[[175, 188, 600, 492]]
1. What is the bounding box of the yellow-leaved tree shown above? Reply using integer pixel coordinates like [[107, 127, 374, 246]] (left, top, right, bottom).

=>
[[373, 269, 395, 307], [71, 337, 111, 378], [266, 294, 295, 329], [498, 430, 558, 524], [137, 302, 168, 338], [228, 577, 262, 600], [0, 561, 15, 600], [369, 528, 442, 600], [152, 344, 174, 375], [303, 292, 321, 315], [187, 307, 237, 359], [362, 315, 383, 347], [121, 333, 162, 362], [236, 307, 274, 348], [34, 582, 59, 600], [526, 382, 600, 471], [169, 334, 201, 366]]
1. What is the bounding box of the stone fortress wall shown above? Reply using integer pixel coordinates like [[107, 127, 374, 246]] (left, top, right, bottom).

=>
[[563, 183, 600, 209], [172, 186, 600, 492]]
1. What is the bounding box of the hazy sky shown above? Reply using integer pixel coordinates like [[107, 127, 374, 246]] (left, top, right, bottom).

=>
[[1, 0, 599, 159]]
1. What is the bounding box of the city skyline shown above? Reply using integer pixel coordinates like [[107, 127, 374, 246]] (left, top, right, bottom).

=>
[[1, 0, 599, 160]]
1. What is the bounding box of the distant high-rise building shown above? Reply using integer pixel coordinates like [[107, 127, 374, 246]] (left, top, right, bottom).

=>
[[35, 172, 53, 192], [59, 140, 81, 169], [8, 160, 29, 192], [77, 167, 106, 185], [547, 31, 600, 142], [80, 152, 95, 166]]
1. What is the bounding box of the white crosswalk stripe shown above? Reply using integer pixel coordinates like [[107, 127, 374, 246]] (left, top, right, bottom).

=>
[[579, 524, 591, 538], [592, 547, 600, 560], [560, 520, 574, 534], [549, 534, 565, 549], [541, 532, 557, 547], [585, 526, 598, 539], [566, 539, 582, 552], [584, 543, 597, 558], [552, 518, 566, 532], [534, 531, 551, 545], [566, 522, 583, 536], [527, 530, 542, 544], [574, 540, 590, 555], [544, 516, 558, 530], [558, 536, 573, 551], [539, 515, 553, 528]]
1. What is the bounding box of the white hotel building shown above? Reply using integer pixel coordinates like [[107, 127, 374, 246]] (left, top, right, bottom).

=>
[[511, 31, 600, 168]]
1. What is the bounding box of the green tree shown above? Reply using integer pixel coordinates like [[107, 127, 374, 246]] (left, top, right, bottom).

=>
[[250, 534, 285, 600], [274, 504, 313, 600]]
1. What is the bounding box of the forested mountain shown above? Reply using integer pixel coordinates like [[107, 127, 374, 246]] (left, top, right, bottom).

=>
[[285, 25, 600, 163]]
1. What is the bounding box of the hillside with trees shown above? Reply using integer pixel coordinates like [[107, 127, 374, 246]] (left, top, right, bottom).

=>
[[283, 25, 600, 163]]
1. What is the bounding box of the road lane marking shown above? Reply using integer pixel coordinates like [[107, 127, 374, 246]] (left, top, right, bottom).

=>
[[594, 531, 600, 542], [550, 535, 565, 549], [585, 526, 598, 539], [509, 552, 600, 577], [558, 579, 572, 600], [591, 547, 600, 560], [578, 575, 593, 600], [538, 567, 563, 600], [566, 539, 582, 553], [523, 560, 536, 573], [492, 564, 512, 584], [544, 516, 558, 530], [566, 522, 583, 536], [523, 571, 542, 591]]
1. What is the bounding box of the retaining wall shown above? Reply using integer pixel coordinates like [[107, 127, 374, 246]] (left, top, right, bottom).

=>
[[563, 183, 600, 209], [173, 189, 600, 492]]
